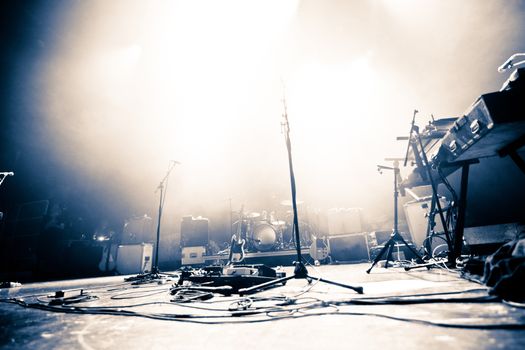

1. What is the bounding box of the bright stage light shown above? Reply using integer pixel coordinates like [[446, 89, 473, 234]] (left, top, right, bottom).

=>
[[43, 0, 301, 214]]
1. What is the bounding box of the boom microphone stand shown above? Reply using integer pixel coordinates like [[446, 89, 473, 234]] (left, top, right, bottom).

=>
[[238, 98, 363, 295], [126, 161, 180, 282], [366, 160, 424, 273]]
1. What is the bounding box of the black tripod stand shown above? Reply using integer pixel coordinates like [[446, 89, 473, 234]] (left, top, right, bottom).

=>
[[126, 161, 180, 282], [366, 160, 424, 273], [238, 98, 363, 295]]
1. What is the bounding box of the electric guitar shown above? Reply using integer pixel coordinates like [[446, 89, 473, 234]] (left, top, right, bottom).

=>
[[228, 205, 246, 264]]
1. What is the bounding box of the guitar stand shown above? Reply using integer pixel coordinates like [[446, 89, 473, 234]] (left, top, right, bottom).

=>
[[366, 161, 425, 274], [239, 95, 363, 296]]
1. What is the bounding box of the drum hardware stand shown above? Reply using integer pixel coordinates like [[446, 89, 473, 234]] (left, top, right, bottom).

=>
[[238, 94, 363, 295], [366, 160, 425, 273], [126, 161, 180, 283]]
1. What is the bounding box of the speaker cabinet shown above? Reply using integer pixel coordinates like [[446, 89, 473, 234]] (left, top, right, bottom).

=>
[[403, 196, 448, 248], [328, 233, 369, 263], [116, 243, 153, 275], [181, 216, 209, 247]]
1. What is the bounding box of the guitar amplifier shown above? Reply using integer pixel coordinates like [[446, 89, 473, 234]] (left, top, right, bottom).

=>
[[116, 243, 153, 275], [403, 196, 447, 248], [181, 216, 209, 247]]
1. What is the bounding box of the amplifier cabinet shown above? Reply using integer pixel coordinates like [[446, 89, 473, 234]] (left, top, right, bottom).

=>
[[327, 233, 370, 263], [403, 196, 447, 248], [181, 216, 209, 247], [116, 243, 153, 275]]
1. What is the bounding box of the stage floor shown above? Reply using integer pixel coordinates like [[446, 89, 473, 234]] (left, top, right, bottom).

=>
[[1, 263, 525, 350]]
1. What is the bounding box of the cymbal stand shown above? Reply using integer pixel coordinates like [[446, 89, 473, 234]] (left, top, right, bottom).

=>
[[366, 160, 425, 273], [126, 161, 180, 283], [238, 94, 363, 295]]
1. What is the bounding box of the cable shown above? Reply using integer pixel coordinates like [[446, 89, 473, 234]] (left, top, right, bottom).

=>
[[3, 296, 525, 329], [503, 300, 525, 309], [110, 288, 168, 300]]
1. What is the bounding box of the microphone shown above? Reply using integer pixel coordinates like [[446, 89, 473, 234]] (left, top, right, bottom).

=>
[[498, 58, 513, 73], [1, 172, 14, 176], [170, 160, 181, 165]]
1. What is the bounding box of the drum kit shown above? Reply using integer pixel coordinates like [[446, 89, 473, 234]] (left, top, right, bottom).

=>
[[231, 200, 313, 253]]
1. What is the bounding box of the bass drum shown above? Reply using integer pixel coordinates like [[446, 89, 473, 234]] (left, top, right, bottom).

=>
[[249, 223, 278, 252]]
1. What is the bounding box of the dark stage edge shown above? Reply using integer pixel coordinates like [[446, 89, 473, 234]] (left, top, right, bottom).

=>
[[1, 263, 525, 350]]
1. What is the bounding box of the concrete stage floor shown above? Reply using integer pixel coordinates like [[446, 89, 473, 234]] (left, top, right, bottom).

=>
[[1, 263, 525, 350]]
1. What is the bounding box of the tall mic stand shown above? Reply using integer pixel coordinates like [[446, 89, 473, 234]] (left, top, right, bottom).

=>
[[366, 160, 425, 273], [238, 97, 363, 295], [126, 161, 179, 283]]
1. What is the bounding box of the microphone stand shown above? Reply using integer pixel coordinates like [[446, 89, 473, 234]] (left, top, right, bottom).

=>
[[126, 161, 179, 283], [366, 161, 425, 273], [238, 96, 363, 295], [0, 172, 14, 187]]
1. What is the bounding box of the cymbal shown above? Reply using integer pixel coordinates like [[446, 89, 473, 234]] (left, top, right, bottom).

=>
[[271, 220, 286, 226], [280, 199, 304, 207], [246, 212, 261, 219]]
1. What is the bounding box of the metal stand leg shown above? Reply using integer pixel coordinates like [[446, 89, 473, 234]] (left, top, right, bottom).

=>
[[449, 163, 470, 267]]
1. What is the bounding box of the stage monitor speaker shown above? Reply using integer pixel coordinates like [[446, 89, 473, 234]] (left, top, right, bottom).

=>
[[403, 196, 448, 248], [326, 208, 363, 236], [328, 233, 369, 263], [181, 216, 209, 247], [116, 243, 153, 275], [464, 223, 520, 255]]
